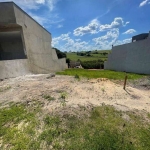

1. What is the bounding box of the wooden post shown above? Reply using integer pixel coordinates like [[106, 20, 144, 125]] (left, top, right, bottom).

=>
[[123, 73, 128, 90]]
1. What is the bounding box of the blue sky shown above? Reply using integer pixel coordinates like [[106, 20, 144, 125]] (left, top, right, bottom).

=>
[[0, 0, 150, 51]]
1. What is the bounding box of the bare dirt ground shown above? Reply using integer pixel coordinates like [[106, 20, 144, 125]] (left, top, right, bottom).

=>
[[0, 74, 150, 113]]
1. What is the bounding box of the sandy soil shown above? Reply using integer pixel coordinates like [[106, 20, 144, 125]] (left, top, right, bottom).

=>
[[0, 74, 150, 112]]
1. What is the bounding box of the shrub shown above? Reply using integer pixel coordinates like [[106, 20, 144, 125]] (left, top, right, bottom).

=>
[[81, 60, 104, 69], [75, 74, 80, 79], [53, 47, 66, 58]]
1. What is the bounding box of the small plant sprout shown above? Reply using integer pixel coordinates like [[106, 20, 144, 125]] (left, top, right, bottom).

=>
[[74, 74, 80, 80], [101, 87, 105, 93], [0, 85, 11, 92], [60, 92, 67, 100], [42, 94, 55, 101], [60, 92, 68, 107], [60, 100, 67, 107]]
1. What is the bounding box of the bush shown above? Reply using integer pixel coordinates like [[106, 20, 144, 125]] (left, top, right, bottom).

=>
[[81, 60, 104, 69], [53, 47, 66, 59]]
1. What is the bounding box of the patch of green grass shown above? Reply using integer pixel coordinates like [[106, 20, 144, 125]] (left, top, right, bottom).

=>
[[0, 85, 11, 92], [42, 94, 55, 101], [0, 103, 40, 150], [57, 69, 145, 80], [44, 116, 60, 127], [1, 103, 150, 149], [64, 106, 150, 149], [39, 105, 150, 150], [39, 115, 63, 148], [60, 92, 67, 99]]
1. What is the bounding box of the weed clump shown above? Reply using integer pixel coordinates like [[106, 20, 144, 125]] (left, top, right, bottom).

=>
[[74, 74, 80, 80], [42, 94, 55, 101], [60, 92, 67, 100], [0, 85, 11, 92]]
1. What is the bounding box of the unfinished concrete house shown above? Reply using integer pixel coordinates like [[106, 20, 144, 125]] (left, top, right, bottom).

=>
[[104, 31, 150, 75], [0, 2, 67, 79]]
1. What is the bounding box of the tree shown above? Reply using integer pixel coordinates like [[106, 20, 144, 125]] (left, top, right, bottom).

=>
[[53, 47, 66, 59]]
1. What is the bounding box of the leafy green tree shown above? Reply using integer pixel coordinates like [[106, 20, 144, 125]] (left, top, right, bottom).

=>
[[53, 47, 66, 59]]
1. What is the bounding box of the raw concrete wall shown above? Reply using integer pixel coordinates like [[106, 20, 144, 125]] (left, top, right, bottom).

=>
[[51, 49, 68, 71], [0, 59, 30, 79], [0, 32, 27, 60], [0, 2, 16, 24], [0, 39, 25, 60], [104, 38, 150, 75], [0, 2, 67, 79], [13, 4, 67, 74]]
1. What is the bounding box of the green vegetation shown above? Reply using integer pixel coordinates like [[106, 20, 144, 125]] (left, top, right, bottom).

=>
[[53, 48, 110, 69], [67, 50, 111, 62], [0, 85, 11, 92], [74, 74, 80, 79], [53, 47, 66, 59], [81, 60, 104, 69], [57, 69, 144, 80], [0, 103, 40, 150], [67, 50, 111, 69], [1, 103, 150, 149], [60, 92, 67, 99], [42, 94, 55, 101]]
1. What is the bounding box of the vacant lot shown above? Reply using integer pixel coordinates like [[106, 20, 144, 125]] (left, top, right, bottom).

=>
[[0, 73, 150, 149]]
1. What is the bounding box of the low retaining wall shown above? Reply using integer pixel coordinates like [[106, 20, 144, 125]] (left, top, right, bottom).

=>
[[0, 59, 30, 79]]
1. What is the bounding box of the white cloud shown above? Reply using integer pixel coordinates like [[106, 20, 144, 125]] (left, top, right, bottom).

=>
[[122, 29, 136, 34], [92, 28, 119, 49], [0, 0, 63, 28], [0, 0, 41, 10], [52, 33, 89, 51], [52, 27, 133, 51], [35, 0, 45, 4], [29, 13, 48, 26], [0, 0, 59, 11], [73, 17, 129, 36], [100, 17, 129, 31], [27, 12, 64, 29], [57, 24, 63, 28], [75, 39, 81, 42], [115, 38, 131, 46], [139, 0, 149, 7], [73, 19, 100, 36], [99, 9, 110, 18], [47, 0, 59, 11], [52, 28, 132, 51], [52, 32, 71, 45]]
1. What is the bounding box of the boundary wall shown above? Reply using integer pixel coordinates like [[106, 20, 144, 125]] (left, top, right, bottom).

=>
[[104, 36, 150, 75]]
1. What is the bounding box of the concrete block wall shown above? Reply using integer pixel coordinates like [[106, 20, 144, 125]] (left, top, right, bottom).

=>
[[104, 38, 150, 75]]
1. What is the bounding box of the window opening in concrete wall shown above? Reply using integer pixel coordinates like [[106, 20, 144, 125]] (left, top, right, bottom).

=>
[[0, 31, 27, 60]]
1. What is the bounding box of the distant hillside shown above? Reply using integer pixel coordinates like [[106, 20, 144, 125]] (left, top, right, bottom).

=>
[[66, 50, 111, 62], [66, 50, 111, 69]]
